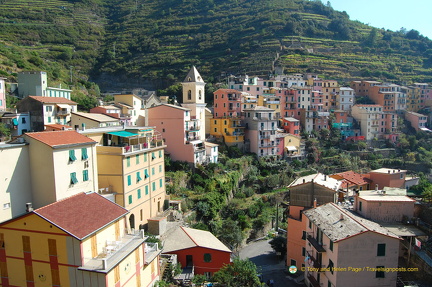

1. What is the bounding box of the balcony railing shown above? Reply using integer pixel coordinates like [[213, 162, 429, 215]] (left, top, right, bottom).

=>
[[79, 230, 148, 272], [307, 273, 321, 287], [56, 110, 70, 116], [307, 236, 326, 253], [122, 140, 164, 154]]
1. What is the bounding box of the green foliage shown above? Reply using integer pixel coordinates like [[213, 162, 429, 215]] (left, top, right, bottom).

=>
[[71, 90, 98, 111], [213, 257, 262, 287], [192, 274, 207, 285], [0, 123, 10, 140], [269, 236, 287, 255]]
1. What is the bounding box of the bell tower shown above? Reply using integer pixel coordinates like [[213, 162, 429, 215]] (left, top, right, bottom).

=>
[[182, 66, 206, 104]]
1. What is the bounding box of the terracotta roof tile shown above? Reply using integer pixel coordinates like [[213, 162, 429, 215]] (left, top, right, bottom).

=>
[[28, 96, 77, 104], [34, 192, 128, 240], [24, 130, 96, 147]]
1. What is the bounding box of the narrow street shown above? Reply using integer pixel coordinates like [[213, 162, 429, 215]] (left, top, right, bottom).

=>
[[239, 239, 306, 287]]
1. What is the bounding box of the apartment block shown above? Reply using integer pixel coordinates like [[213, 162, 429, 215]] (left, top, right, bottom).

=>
[[17, 71, 71, 99]]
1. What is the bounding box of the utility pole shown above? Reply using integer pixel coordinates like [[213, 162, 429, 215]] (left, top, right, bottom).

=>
[[69, 66, 73, 85]]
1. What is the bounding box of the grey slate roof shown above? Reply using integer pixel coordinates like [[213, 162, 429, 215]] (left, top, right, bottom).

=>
[[304, 202, 400, 242]]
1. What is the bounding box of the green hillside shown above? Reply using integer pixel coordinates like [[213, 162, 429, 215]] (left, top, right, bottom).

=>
[[0, 0, 431, 92]]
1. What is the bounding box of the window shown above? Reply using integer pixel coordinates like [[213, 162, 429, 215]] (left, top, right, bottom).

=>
[[159, 150, 162, 158], [377, 244, 386, 256], [48, 116, 51, 123], [302, 247, 306, 257], [128, 195, 133, 205], [144, 169, 149, 179], [375, 266, 385, 278], [152, 182, 156, 191], [145, 185, 149, 195], [137, 189, 142, 199], [159, 178, 163, 188], [144, 153, 147, 162], [204, 253, 212, 262], [22, 117, 26, 124], [328, 280, 332, 287], [70, 172, 78, 185], [152, 167, 155, 175], [329, 240, 334, 251], [302, 231, 306, 240], [83, 170, 89, 181], [328, 259, 334, 274], [290, 259, 296, 267], [127, 157, 131, 167], [81, 148, 88, 160], [136, 172, 142, 182], [159, 165, 162, 173], [127, 175, 132, 186], [309, 220, 312, 229], [152, 152, 156, 160], [136, 154, 139, 164], [69, 150, 77, 161]]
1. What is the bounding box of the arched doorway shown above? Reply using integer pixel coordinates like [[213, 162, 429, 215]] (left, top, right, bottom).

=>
[[129, 214, 135, 231]]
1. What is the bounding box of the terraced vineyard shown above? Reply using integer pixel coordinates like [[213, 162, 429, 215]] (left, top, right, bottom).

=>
[[0, 0, 431, 92]]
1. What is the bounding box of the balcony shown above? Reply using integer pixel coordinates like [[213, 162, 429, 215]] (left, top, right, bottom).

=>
[[79, 231, 161, 273], [266, 100, 280, 104], [186, 125, 200, 131], [307, 236, 326, 253], [56, 110, 70, 116]]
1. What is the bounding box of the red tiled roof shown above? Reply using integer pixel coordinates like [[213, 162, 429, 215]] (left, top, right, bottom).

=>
[[24, 130, 96, 147], [44, 124, 73, 131], [34, 192, 128, 240], [28, 96, 77, 104], [332, 171, 371, 188]]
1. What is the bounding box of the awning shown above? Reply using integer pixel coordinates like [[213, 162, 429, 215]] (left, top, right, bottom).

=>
[[12, 118, 18, 126], [56, 104, 70, 109], [286, 146, 297, 151], [189, 140, 202, 145], [107, 131, 138, 138]]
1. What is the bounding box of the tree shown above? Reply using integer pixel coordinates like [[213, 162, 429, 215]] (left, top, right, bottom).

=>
[[269, 236, 286, 256], [0, 123, 10, 141], [216, 218, 243, 251], [212, 257, 262, 287]]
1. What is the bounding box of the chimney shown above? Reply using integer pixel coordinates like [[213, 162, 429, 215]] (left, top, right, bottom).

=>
[[340, 214, 344, 220], [324, 174, 327, 181], [375, 184, 378, 191], [313, 198, 317, 208], [26, 203, 33, 212]]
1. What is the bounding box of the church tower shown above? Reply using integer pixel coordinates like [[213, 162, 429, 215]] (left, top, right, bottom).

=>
[[181, 66, 207, 141]]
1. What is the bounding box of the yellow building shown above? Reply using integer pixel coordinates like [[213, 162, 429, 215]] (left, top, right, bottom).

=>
[[81, 126, 167, 231], [209, 118, 244, 147], [71, 112, 121, 129], [0, 192, 161, 287], [114, 94, 145, 126], [258, 88, 282, 118], [23, 130, 99, 209]]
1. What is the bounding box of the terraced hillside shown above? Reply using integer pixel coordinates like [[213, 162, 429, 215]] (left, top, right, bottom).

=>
[[0, 0, 431, 92]]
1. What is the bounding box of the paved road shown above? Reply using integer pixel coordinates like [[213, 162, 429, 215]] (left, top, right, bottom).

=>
[[239, 239, 306, 287]]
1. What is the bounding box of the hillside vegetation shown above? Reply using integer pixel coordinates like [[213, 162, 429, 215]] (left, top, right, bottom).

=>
[[0, 0, 431, 91]]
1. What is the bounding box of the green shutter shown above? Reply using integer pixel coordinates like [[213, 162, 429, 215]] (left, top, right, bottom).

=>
[[159, 150, 162, 158], [159, 178, 163, 188], [136, 154, 139, 164], [69, 150, 77, 161], [137, 189, 141, 199], [377, 244, 386, 256], [128, 195, 133, 204], [83, 170, 89, 181], [151, 152, 156, 160], [127, 175, 132, 186], [145, 185, 149, 195], [127, 157, 131, 167], [81, 148, 88, 160], [144, 153, 147, 162], [152, 167, 155, 175], [136, 171, 142, 182], [70, 172, 78, 184], [152, 182, 155, 191], [203, 253, 212, 262], [144, 169, 149, 178]]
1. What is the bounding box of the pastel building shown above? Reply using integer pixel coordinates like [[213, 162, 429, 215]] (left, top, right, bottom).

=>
[[209, 117, 245, 148], [281, 117, 300, 135], [16, 96, 77, 131], [243, 106, 279, 157], [304, 203, 400, 287], [404, 111, 429, 131], [351, 104, 386, 141], [22, 130, 98, 209], [213, 89, 242, 118], [0, 142, 32, 223], [337, 87, 355, 111], [114, 94, 145, 126], [90, 105, 122, 119], [0, 112, 31, 137], [71, 112, 121, 130], [17, 71, 71, 99], [369, 168, 407, 189], [81, 126, 167, 230], [368, 84, 406, 112], [0, 192, 161, 287], [0, 77, 5, 111]]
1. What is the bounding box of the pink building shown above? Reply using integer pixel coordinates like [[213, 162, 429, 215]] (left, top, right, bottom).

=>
[[354, 193, 415, 222], [369, 168, 407, 189], [213, 89, 242, 118], [0, 77, 6, 111], [281, 117, 300, 135], [90, 105, 122, 119], [304, 203, 400, 287], [280, 89, 300, 119], [404, 111, 428, 131]]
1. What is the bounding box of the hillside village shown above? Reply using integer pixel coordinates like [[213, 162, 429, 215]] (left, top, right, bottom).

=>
[[0, 67, 432, 286]]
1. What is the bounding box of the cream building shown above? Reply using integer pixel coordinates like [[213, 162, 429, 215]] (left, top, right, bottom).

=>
[[71, 112, 121, 130], [114, 94, 145, 126], [22, 130, 99, 209]]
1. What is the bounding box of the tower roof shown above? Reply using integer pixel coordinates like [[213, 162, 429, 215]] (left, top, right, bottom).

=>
[[183, 66, 204, 83]]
